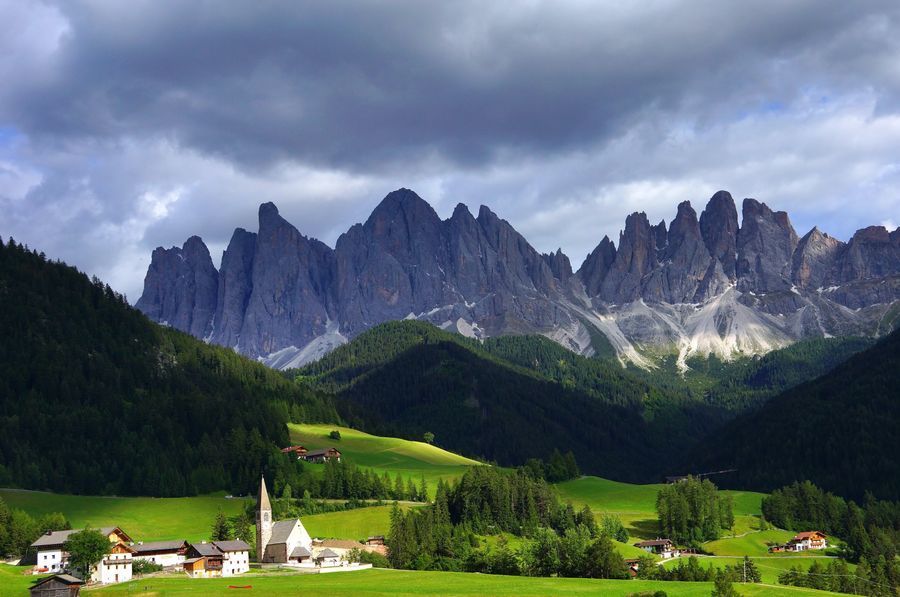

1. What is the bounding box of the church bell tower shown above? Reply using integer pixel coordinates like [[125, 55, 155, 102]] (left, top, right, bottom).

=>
[[256, 475, 272, 562]]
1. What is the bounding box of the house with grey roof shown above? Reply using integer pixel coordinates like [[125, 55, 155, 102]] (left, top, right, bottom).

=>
[[30, 527, 134, 584]]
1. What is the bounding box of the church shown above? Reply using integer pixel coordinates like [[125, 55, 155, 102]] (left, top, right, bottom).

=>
[[255, 476, 314, 564]]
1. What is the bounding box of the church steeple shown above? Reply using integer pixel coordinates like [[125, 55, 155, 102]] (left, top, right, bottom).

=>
[[256, 475, 273, 562]]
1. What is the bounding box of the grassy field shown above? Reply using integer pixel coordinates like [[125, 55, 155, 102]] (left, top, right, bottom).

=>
[[85, 568, 845, 596], [0, 564, 47, 597], [662, 555, 850, 586], [555, 476, 766, 541], [0, 489, 247, 542], [302, 504, 413, 541], [289, 423, 480, 498]]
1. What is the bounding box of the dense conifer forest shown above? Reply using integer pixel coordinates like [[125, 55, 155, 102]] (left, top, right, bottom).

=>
[[0, 238, 339, 496], [688, 329, 900, 500]]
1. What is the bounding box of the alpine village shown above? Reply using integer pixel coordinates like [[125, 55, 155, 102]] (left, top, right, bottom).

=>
[[3, 3, 900, 597]]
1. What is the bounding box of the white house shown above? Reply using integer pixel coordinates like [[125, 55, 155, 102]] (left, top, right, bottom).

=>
[[788, 531, 828, 551], [131, 540, 188, 569], [30, 526, 133, 584], [634, 538, 680, 559], [94, 545, 134, 585], [213, 540, 251, 576]]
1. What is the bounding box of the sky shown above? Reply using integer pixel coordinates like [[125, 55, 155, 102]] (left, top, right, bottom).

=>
[[1, 1, 899, 301]]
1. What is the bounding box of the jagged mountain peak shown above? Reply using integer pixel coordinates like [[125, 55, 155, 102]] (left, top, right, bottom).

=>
[[137, 187, 900, 370]]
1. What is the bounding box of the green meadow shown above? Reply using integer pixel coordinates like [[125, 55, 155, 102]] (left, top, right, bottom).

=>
[[86, 568, 844, 596], [0, 489, 247, 542], [302, 504, 415, 541], [555, 476, 766, 542], [289, 423, 480, 497]]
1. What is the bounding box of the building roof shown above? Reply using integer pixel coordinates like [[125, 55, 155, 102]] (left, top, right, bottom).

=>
[[306, 448, 340, 457], [269, 519, 303, 545], [30, 574, 85, 588], [190, 543, 223, 557], [319, 539, 365, 549], [634, 539, 673, 547], [316, 548, 340, 559], [31, 527, 121, 549], [290, 546, 312, 558], [132, 540, 187, 554], [791, 531, 826, 541], [214, 540, 251, 552], [257, 475, 271, 512]]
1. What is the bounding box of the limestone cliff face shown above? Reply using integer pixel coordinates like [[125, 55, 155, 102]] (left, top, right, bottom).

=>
[[136, 235, 218, 339], [137, 188, 900, 369]]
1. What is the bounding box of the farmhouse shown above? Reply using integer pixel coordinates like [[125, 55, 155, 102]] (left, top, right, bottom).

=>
[[301, 447, 342, 463], [256, 475, 314, 564], [787, 531, 827, 551], [280, 445, 308, 459], [28, 573, 84, 597], [131, 540, 188, 569], [634, 538, 680, 559], [30, 527, 134, 584], [183, 542, 224, 578]]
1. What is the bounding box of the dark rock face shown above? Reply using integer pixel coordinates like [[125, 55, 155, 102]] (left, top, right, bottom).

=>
[[600, 212, 656, 303], [736, 199, 798, 292], [240, 202, 336, 356], [791, 227, 843, 290], [644, 201, 710, 303], [137, 188, 900, 368], [135, 236, 218, 338], [699, 190, 739, 279], [833, 226, 900, 283], [212, 228, 257, 350], [577, 236, 616, 297]]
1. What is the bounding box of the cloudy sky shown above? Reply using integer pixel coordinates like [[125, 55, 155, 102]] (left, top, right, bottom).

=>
[[2, 1, 899, 300]]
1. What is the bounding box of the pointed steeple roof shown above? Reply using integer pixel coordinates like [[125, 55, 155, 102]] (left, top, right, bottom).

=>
[[257, 475, 271, 511]]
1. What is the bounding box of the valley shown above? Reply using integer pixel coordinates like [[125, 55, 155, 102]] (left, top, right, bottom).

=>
[[3, 423, 852, 596]]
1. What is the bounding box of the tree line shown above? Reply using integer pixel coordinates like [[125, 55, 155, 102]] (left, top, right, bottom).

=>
[[656, 476, 734, 545], [0, 496, 69, 557], [386, 466, 631, 578], [0, 238, 340, 497]]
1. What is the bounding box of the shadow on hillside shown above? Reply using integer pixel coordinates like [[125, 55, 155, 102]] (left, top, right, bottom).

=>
[[629, 518, 661, 540]]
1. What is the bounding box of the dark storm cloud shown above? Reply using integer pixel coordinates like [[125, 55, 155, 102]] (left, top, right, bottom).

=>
[[1, 1, 899, 300], [6, 1, 897, 172]]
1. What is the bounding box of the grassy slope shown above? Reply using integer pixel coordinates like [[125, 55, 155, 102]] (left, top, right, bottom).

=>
[[0, 565, 47, 597], [302, 505, 413, 541], [0, 489, 247, 542], [87, 568, 845, 597], [555, 476, 766, 541], [289, 423, 480, 498]]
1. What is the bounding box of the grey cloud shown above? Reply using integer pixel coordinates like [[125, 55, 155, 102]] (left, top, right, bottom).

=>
[[4, 1, 898, 172], [1, 1, 899, 301]]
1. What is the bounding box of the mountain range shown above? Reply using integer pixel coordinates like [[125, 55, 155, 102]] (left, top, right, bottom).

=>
[[136, 188, 900, 369]]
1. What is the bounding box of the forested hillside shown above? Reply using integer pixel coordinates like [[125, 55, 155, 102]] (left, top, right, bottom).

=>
[[297, 322, 693, 481], [686, 328, 900, 500], [0, 238, 339, 496]]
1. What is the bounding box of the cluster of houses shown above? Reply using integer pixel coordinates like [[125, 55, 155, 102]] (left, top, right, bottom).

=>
[[29, 475, 375, 590], [280, 445, 342, 464], [29, 527, 252, 585], [769, 531, 828, 552]]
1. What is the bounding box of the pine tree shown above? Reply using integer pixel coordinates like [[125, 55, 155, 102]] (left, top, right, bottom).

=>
[[211, 508, 232, 541]]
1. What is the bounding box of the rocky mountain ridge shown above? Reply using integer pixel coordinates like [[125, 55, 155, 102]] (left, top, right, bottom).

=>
[[136, 189, 900, 369]]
